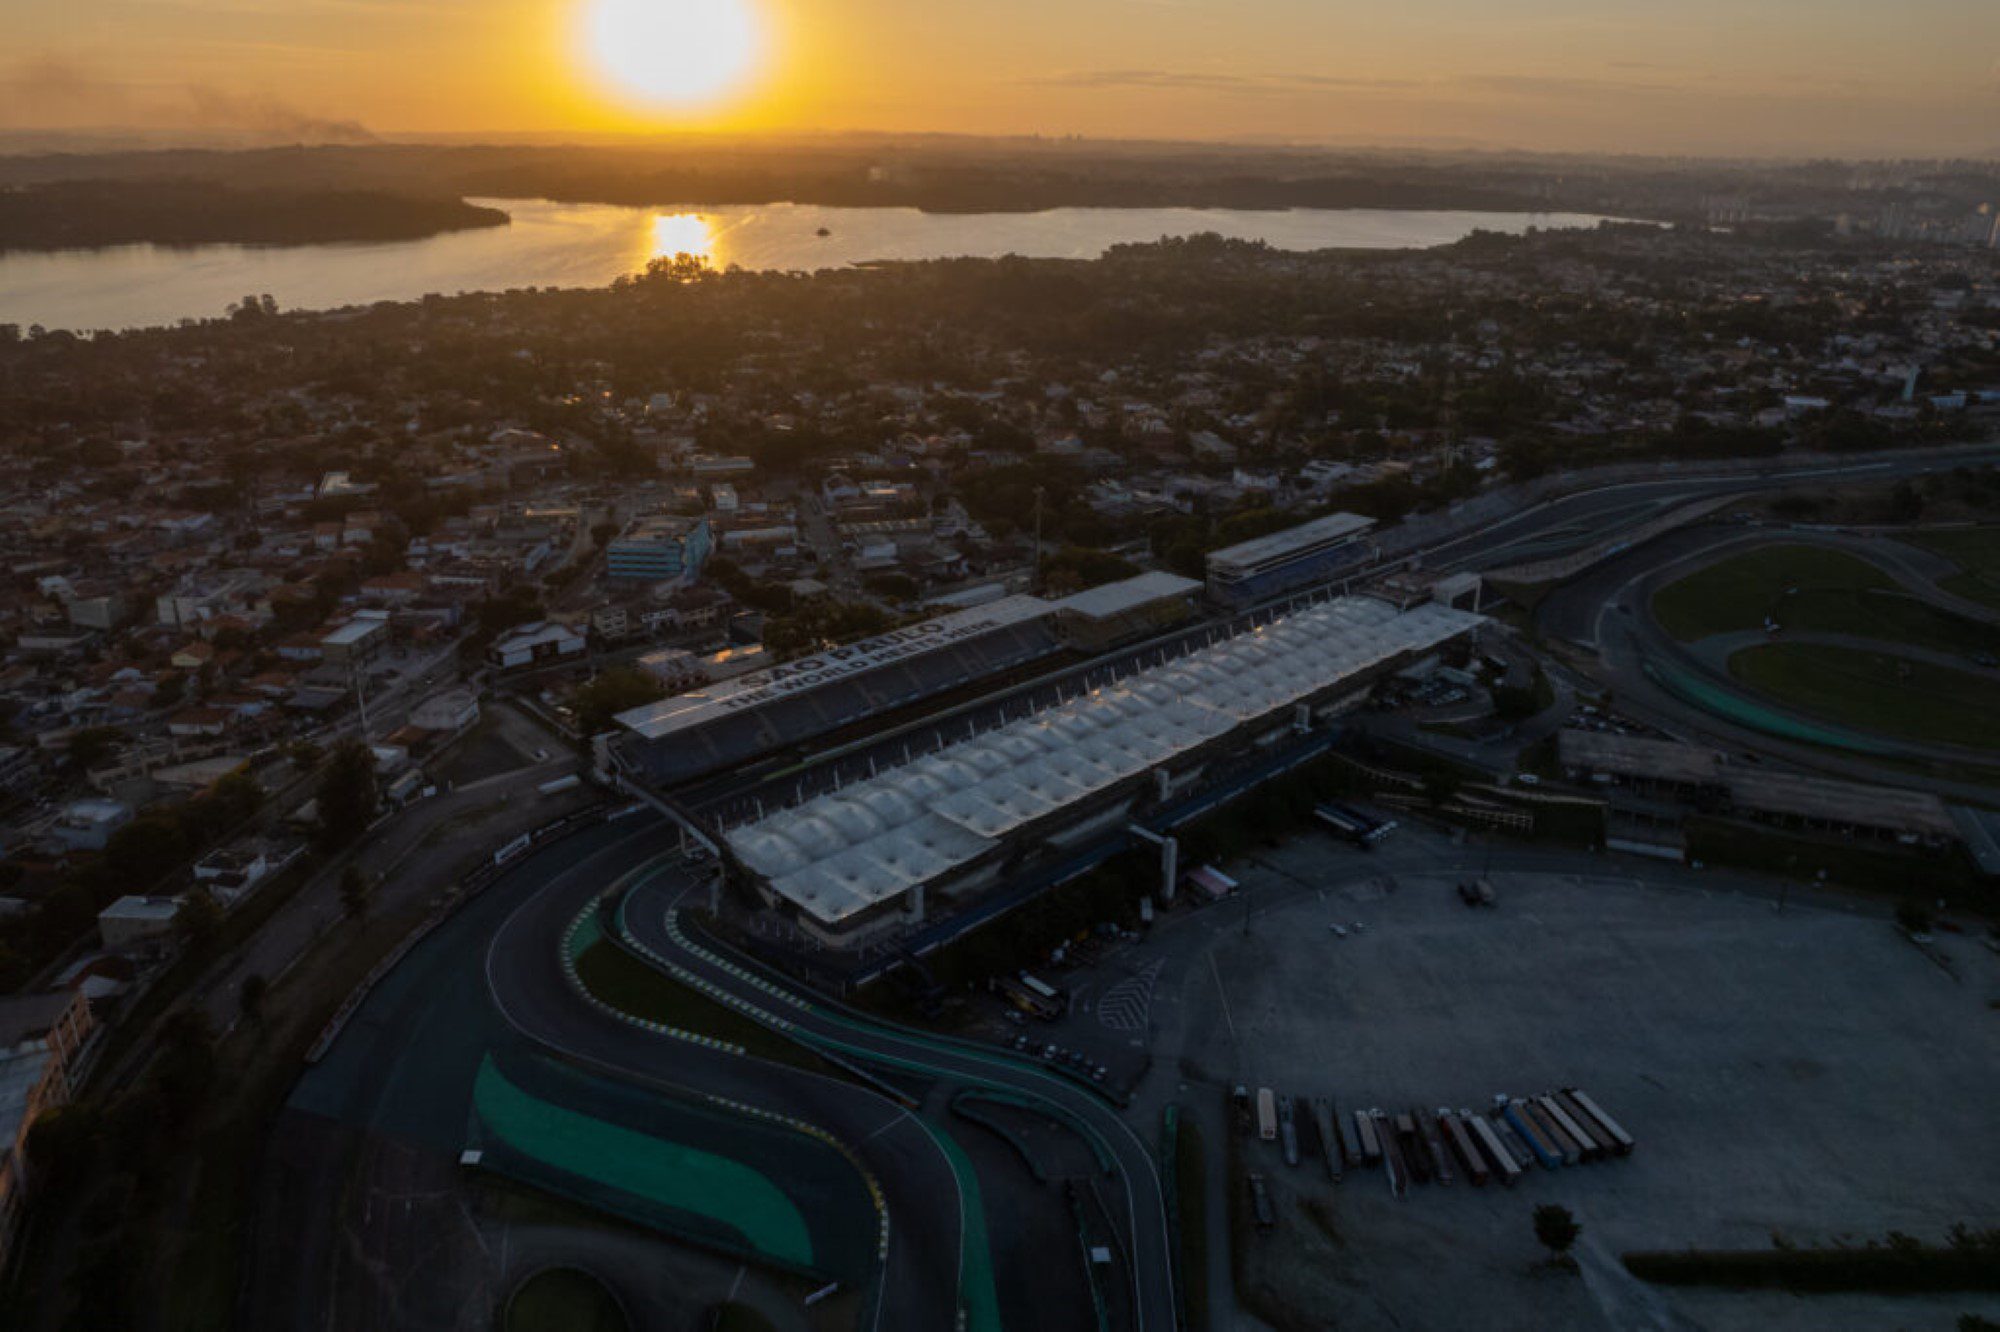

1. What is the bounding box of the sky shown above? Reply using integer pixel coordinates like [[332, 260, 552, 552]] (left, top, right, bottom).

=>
[[3, 0, 1998, 157]]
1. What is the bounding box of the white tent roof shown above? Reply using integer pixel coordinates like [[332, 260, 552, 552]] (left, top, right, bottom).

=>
[[729, 595, 1480, 925]]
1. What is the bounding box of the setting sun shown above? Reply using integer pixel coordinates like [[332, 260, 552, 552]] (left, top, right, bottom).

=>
[[579, 0, 764, 110]]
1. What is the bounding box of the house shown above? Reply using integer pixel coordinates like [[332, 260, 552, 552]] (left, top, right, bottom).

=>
[[192, 845, 272, 904], [51, 799, 134, 853], [96, 895, 182, 949], [166, 707, 232, 739], [319, 616, 389, 668], [359, 572, 425, 605], [0, 989, 95, 1269], [487, 622, 587, 671], [410, 689, 479, 733]]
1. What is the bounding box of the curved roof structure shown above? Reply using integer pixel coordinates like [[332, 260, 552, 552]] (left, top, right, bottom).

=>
[[730, 595, 1481, 926]]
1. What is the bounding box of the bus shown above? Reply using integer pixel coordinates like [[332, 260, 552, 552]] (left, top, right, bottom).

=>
[[993, 977, 1060, 1021], [1018, 972, 1064, 1005]]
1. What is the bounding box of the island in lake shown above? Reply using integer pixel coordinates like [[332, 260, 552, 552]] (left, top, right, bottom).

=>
[[0, 180, 510, 252]]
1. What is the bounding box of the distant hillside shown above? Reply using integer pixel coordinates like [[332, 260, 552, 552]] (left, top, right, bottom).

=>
[[0, 180, 509, 251]]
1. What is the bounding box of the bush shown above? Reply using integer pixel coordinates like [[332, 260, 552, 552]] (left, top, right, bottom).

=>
[[1624, 1228, 2000, 1293]]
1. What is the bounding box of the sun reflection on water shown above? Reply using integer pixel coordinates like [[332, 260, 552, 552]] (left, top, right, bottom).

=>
[[648, 213, 719, 268]]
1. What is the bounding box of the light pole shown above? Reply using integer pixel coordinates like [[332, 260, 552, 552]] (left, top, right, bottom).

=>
[[1032, 485, 1045, 594]]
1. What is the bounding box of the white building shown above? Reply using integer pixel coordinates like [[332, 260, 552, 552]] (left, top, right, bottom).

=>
[[488, 622, 587, 671], [97, 896, 182, 949], [51, 800, 133, 853]]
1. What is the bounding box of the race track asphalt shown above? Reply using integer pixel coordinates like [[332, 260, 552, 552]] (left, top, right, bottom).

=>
[[266, 813, 962, 1332]]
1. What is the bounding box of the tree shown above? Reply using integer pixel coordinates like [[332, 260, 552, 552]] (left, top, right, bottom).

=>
[[238, 973, 268, 1024], [571, 667, 667, 736], [151, 1010, 217, 1126], [67, 726, 126, 772], [1533, 1203, 1581, 1267], [24, 1103, 104, 1193], [173, 891, 223, 953], [339, 865, 375, 921], [316, 742, 379, 848], [104, 817, 189, 888]]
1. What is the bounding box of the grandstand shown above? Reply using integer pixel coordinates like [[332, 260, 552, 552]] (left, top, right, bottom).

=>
[[724, 595, 1482, 946], [613, 595, 1063, 786], [1206, 512, 1376, 607], [1049, 571, 1202, 652]]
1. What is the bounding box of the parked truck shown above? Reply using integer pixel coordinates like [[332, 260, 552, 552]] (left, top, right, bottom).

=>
[[1353, 1109, 1382, 1164], [1439, 1110, 1487, 1187], [1336, 1100, 1364, 1167], [1537, 1094, 1603, 1162], [1521, 1099, 1581, 1166], [1499, 1099, 1563, 1170], [1256, 1087, 1278, 1142], [1462, 1112, 1522, 1187], [1550, 1090, 1614, 1158], [1563, 1088, 1635, 1155], [1248, 1173, 1275, 1229], [1278, 1096, 1300, 1167], [1311, 1097, 1342, 1181]]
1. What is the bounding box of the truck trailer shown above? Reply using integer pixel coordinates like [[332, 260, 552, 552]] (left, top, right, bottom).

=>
[[1311, 1097, 1343, 1181], [1564, 1088, 1635, 1155], [1353, 1109, 1382, 1163], [1257, 1088, 1278, 1142], [1462, 1112, 1522, 1186], [1499, 1100, 1563, 1170], [1438, 1111, 1487, 1187], [1521, 1099, 1581, 1166], [1537, 1094, 1604, 1162], [1335, 1100, 1364, 1166]]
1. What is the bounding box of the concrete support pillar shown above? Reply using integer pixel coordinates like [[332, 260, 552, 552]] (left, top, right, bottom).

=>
[[908, 882, 926, 923], [1155, 767, 1171, 802], [1294, 702, 1312, 735], [1160, 835, 1179, 902]]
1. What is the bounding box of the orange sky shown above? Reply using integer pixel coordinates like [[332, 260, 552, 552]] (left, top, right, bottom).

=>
[[4, 0, 1998, 156]]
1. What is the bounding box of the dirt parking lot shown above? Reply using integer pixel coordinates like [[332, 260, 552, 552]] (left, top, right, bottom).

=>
[[1170, 837, 2000, 1331]]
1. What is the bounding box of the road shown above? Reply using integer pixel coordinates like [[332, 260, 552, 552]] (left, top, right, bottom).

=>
[[1425, 447, 2000, 575], [253, 441, 2000, 1331], [268, 814, 963, 1331], [619, 863, 1180, 1332], [1550, 522, 2000, 800]]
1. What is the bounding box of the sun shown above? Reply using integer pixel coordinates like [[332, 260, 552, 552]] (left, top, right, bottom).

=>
[[580, 0, 764, 110]]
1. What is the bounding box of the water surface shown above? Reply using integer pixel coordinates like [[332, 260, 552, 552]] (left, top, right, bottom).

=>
[[0, 198, 1616, 332]]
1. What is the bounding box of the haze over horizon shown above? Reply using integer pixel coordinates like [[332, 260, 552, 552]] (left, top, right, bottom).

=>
[[4, 0, 1997, 159]]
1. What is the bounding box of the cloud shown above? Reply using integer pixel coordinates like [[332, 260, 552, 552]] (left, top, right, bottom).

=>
[[1029, 69, 1417, 95], [0, 55, 374, 143], [182, 84, 375, 142]]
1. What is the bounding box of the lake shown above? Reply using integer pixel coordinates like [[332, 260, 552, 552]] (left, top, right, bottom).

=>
[[0, 197, 1616, 333]]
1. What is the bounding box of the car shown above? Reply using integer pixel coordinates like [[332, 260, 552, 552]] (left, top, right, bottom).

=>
[[1328, 923, 1348, 937]]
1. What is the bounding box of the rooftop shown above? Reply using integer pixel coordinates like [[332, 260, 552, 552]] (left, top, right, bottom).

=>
[[617, 594, 1055, 742], [1050, 571, 1203, 621], [613, 514, 707, 546], [727, 596, 1480, 926], [1206, 512, 1375, 577]]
